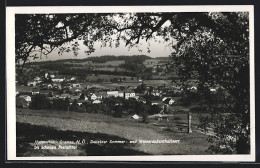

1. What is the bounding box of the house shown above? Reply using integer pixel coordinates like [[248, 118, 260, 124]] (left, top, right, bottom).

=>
[[51, 76, 65, 82], [27, 80, 37, 87], [107, 91, 119, 97], [124, 92, 135, 99], [53, 83, 62, 89], [132, 114, 140, 120], [52, 78, 64, 82], [47, 84, 53, 89], [16, 97, 29, 108], [31, 88, 40, 95], [50, 74, 55, 78], [162, 97, 170, 102], [93, 99, 101, 104], [190, 86, 197, 90], [19, 95, 31, 102], [164, 98, 175, 105], [151, 90, 161, 96], [44, 72, 49, 78], [95, 93, 104, 99], [90, 93, 97, 100], [72, 83, 82, 88], [34, 76, 41, 81], [59, 94, 71, 99], [210, 88, 217, 92], [127, 92, 135, 98], [151, 100, 162, 105]]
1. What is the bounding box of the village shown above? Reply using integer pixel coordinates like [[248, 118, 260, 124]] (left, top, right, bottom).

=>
[[16, 63, 220, 125], [17, 71, 181, 114], [15, 56, 217, 120]]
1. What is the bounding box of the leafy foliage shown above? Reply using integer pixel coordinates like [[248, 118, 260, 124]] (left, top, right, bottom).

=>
[[30, 94, 51, 110]]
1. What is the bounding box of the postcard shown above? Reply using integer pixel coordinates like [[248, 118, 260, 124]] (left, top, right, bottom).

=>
[[6, 5, 255, 161]]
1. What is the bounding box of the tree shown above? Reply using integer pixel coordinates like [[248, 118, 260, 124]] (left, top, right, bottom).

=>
[[79, 93, 85, 100], [15, 14, 117, 69], [147, 105, 162, 115], [110, 12, 250, 154], [16, 12, 250, 153], [30, 94, 50, 110]]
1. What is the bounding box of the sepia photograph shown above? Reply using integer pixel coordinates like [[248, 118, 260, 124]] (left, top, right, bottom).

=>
[[6, 5, 255, 161]]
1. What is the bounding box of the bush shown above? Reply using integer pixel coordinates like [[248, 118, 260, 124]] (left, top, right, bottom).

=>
[[173, 116, 181, 120], [190, 106, 207, 113], [30, 94, 51, 110]]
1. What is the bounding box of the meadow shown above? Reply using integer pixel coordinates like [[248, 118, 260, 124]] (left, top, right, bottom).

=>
[[16, 108, 212, 156]]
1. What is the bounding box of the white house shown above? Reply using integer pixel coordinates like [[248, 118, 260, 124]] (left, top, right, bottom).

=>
[[132, 114, 140, 120], [95, 93, 104, 100], [190, 86, 197, 90], [53, 83, 61, 89], [44, 72, 48, 78], [72, 83, 82, 88], [31, 88, 40, 95], [50, 74, 55, 78], [19, 95, 31, 102], [51, 76, 65, 82], [107, 91, 119, 97], [93, 99, 101, 104], [27, 81, 37, 87], [47, 84, 53, 88], [124, 92, 135, 99], [210, 88, 217, 92], [90, 93, 97, 100], [168, 99, 175, 105], [59, 94, 70, 99], [75, 89, 81, 92], [151, 90, 161, 96], [127, 92, 135, 97], [34, 76, 41, 81], [163, 98, 175, 105], [162, 97, 169, 102]]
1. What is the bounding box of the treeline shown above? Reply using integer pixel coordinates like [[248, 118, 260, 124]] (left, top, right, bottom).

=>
[[39, 62, 148, 79], [26, 55, 152, 65]]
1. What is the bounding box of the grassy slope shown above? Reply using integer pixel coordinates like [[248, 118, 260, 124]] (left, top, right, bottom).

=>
[[16, 108, 212, 156]]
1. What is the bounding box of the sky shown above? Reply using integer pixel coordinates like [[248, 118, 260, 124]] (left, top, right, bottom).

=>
[[30, 37, 175, 62]]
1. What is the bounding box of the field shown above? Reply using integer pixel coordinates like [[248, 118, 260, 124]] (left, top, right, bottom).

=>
[[86, 74, 138, 83], [65, 60, 125, 67], [143, 80, 172, 87], [16, 86, 32, 92], [16, 108, 212, 156]]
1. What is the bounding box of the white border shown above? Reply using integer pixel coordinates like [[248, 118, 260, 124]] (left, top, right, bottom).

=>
[[6, 5, 255, 162]]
